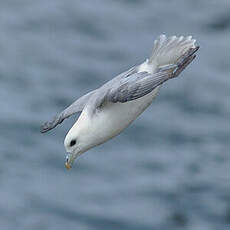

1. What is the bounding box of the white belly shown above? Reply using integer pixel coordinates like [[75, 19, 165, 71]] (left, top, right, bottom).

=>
[[89, 86, 161, 146]]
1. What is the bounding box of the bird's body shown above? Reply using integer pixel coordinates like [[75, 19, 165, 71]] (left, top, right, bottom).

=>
[[77, 87, 160, 150], [41, 35, 199, 169]]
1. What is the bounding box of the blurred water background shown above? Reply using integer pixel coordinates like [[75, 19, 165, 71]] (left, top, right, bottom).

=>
[[1, 0, 230, 229]]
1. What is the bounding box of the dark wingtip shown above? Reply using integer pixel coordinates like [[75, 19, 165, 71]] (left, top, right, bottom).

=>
[[195, 45, 200, 51], [40, 115, 64, 133], [190, 45, 199, 60], [40, 122, 51, 133], [188, 46, 200, 56]]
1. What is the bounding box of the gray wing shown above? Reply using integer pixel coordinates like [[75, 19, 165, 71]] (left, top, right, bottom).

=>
[[106, 70, 172, 103], [98, 46, 198, 105], [40, 90, 95, 133], [41, 46, 198, 132]]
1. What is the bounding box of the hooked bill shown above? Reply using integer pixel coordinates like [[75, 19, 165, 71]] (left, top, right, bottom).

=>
[[65, 161, 72, 170]]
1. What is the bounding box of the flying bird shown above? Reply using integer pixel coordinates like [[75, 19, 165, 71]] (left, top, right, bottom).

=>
[[41, 35, 199, 169]]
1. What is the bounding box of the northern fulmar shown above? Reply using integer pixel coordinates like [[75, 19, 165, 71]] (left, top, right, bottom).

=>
[[41, 34, 199, 169]]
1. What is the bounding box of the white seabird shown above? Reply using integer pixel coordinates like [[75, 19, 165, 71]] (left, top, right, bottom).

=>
[[41, 35, 199, 169]]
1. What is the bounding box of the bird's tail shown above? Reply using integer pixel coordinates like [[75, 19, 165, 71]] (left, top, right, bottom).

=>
[[147, 35, 196, 71]]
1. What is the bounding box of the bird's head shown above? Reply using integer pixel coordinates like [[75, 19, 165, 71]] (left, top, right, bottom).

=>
[[63, 111, 94, 169], [64, 130, 82, 169]]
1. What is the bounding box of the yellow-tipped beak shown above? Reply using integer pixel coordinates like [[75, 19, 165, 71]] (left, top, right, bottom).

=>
[[65, 162, 72, 170]]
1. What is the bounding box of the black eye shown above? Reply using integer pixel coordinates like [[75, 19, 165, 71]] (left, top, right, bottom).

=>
[[70, 139, 76, 147]]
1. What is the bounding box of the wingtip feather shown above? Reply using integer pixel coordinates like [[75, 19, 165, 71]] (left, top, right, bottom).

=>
[[40, 122, 51, 133]]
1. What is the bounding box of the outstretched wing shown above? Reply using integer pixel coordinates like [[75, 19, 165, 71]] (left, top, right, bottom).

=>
[[40, 91, 95, 133], [101, 46, 198, 104], [41, 46, 198, 132]]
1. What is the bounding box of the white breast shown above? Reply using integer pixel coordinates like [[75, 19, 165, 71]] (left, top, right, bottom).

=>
[[86, 86, 161, 147]]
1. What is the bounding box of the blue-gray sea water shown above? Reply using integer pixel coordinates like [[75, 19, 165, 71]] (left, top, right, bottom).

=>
[[1, 0, 230, 229]]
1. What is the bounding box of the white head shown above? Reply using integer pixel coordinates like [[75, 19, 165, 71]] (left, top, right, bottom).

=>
[[64, 128, 81, 169], [64, 112, 89, 169], [64, 111, 93, 169]]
